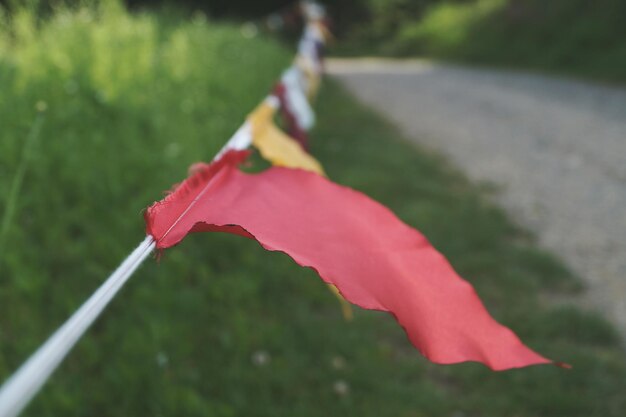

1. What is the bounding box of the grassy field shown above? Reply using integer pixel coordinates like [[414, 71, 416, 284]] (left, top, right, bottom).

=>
[[1, 2, 626, 416]]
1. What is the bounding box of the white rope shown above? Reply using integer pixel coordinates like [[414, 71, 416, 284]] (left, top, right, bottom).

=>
[[0, 236, 155, 417], [214, 96, 281, 160]]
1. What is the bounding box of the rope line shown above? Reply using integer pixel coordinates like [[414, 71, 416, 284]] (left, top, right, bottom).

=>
[[0, 236, 155, 417]]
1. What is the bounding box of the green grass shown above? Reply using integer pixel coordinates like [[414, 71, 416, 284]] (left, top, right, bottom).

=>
[[1, 2, 626, 416], [339, 0, 626, 83]]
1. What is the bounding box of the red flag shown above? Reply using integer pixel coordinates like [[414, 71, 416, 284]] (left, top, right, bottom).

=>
[[145, 151, 555, 371]]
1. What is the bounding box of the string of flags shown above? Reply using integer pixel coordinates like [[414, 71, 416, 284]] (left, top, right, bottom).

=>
[[147, 1, 561, 370], [0, 2, 565, 416]]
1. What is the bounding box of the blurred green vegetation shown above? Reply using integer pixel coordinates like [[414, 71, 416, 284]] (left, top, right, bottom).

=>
[[338, 0, 626, 82], [1, 1, 626, 416]]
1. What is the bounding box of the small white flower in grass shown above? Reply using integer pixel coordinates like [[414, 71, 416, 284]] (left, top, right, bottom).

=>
[[35, 101, 47, 113], [333, 380, 350, 397], [241, 22, 258, 39], [251, 350, 270, 366], [156, 352, 169, 368]]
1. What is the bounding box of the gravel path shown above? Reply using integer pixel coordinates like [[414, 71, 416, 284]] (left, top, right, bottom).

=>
[[328, 58, 626, 336]]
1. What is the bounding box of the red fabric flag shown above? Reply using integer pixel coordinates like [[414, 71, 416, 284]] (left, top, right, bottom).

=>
[[145, 151, 555, 371]]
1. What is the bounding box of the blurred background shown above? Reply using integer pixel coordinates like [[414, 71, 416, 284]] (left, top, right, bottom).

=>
[[1, 1, 625, 416], [147, 0, 626, 81]]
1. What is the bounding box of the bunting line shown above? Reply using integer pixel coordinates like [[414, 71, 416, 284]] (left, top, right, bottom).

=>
[[0, 1, 559, 415]]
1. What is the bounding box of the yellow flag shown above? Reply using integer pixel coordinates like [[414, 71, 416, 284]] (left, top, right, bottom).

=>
[[248, 102, 324, 175], [247, 100, 275, 131], [247, 102, 353, 321]]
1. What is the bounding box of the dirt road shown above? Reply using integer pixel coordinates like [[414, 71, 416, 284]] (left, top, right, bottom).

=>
[[328, 58, 626, 336]]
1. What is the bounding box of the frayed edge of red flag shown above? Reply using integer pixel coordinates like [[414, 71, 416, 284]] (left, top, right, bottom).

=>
[[144, 150, 251, 245]]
